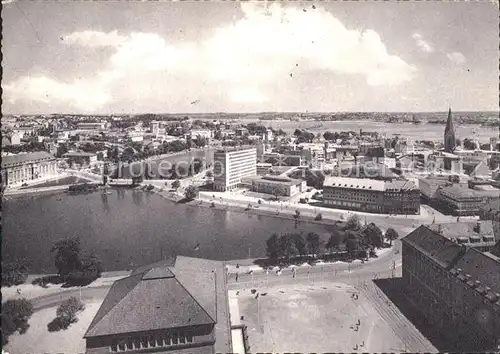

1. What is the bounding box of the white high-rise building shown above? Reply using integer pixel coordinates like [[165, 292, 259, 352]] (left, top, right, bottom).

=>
[[213, 147, 257, 192]]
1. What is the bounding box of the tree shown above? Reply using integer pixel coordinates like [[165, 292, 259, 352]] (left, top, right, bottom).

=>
[[463, 138, 477, 150], [172, 179, 181, 190], [51, 238, 82, 279], [385, 227, 399, 245], [306, 232, 320, 258], [273, 185, 286, 200], [57, 297, 85, 324], [345, 234, 360, 257], [279, 234, 296, 261], [184, 185, 199, 200], [206, 170, 213, 178], [2, 298, 34, 344], [345, 214, 361, 230], [294, 128, 302, 137], [326, 229, 343, 252], [361, 223, 384, 249], [2, 260, 29, 287], [292, 233, 306, 259], [56, 144, 68, 158], [314, 213, 323, 221], [266, 233, 281, 260]]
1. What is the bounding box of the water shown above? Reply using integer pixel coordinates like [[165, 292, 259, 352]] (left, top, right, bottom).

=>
[[2, 189, 332, 273], [263, 121, 497, 142], [115, 147, 215, 179]]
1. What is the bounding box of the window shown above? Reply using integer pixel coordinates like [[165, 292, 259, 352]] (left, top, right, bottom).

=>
[[126, 337, 133, 350], [186, 332, 193, 343], [172, 332, 178, 345], [148, 335, 155, 347], [132, 337, 141, 350], [110, 344, 118, 352], [141, 335, 148, 348], [118, 343, 126, 352]]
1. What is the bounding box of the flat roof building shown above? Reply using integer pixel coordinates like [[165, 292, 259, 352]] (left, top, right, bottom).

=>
[[1, 151, 57, 187], [322, 176, 420, 215], [213, 147, 257, 192], [243, 175, 306, 197]]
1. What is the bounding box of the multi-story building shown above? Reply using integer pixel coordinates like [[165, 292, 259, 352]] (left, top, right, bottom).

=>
[[77, 122, 107, 131], [401, 225, 500, 351], [84, 256, 232, 354], [418, 175, 468, 202], [63, 152, 98, 167], [213, 147, 257, 192], [243, 175, 306, 197], [435, 185, 500, 216], [322, 176, 420, 214], [1, 151, 58, 187]]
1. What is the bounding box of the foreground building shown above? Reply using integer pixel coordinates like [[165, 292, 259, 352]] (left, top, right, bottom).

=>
[[213, 147, 257, 192], [402, 226, 500, 351], [1, 151, 57, 187], [84, 256, 232, 354], [322, 176, 420, 214], [426, 221, 497, 253]]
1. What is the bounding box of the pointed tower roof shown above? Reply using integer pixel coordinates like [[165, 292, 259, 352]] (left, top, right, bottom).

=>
[[445, 107, 454, 134]]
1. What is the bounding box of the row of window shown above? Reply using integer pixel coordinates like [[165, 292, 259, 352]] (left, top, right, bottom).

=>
[[110, 332, 193, 352]]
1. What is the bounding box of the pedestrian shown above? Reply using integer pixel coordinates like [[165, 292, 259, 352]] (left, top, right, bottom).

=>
[[235, 273, 239, 282], [16, 288, 22, 295]]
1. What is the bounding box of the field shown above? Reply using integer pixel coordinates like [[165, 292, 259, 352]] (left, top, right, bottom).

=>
[[230, 281, 407, 353], [5, 300, 102, 354]]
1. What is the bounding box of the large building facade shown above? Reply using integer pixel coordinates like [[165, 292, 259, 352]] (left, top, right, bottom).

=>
[[402, 226, 500, 352], [322, 176, 420, 214], [213, 147, 257, 192], [1, 151, 58, 187], [435, 185, 500, 216]]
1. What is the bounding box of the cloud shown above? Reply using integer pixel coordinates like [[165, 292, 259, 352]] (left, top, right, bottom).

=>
[[4, 3, 416, 111], [412, 33, 434, 53], [62, 30, 127, 47], [447, 52, 466, 65]]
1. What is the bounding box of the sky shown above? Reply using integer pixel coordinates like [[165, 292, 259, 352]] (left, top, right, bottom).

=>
[[2, 0, 499, 114]]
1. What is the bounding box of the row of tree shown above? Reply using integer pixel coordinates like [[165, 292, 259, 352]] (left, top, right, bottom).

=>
[[265, 215, 399, 264]]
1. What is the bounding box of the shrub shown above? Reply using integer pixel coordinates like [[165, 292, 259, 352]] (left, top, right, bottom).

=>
[[56, 297, 85, 324], [184, 185, 200, 200], [314, 213, 323, 221], [47, 316, 71, 332], [2, 298, 34, 345], [2, 260, 29, 287]]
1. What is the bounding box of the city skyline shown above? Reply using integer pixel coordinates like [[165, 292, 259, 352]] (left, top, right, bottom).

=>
[[2, 1, 499, 114]]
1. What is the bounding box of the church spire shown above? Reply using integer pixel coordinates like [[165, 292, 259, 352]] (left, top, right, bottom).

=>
[[444, 107, 456, 152]]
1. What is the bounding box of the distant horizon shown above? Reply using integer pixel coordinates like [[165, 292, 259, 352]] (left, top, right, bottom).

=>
[[4, 109, 499, 117]]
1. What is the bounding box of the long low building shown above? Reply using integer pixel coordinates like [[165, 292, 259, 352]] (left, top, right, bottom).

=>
[[1, 151, 58, 187], [242, 175, 306, 197], [322, 176, 420, 214]]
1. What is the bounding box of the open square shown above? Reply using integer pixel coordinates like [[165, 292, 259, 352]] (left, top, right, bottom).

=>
[[230, 282, 407, 353]]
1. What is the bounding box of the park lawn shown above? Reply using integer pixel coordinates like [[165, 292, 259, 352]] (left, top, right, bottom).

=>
[[5, 300, 102, 354], [233, 281, 406, 353]]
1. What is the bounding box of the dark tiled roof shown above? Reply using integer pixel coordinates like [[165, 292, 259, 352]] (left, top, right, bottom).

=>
[[85, 256, 217, 338], [425, 221, 496, 244], [1, 151, 55, 168], [454, 247, 500, 294], [402, 225, 465, 268]]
